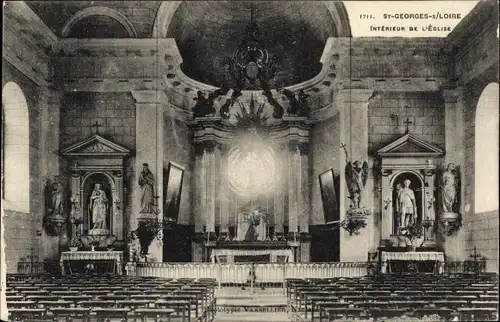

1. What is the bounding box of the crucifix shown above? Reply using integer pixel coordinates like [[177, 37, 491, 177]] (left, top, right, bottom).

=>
[[340, 142, 350, 161], [403, 117, 413, 134], [91, 121, 102, 134]]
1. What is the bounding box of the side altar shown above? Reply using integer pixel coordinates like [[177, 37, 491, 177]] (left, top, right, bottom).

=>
[[372, 130, 455, 274]]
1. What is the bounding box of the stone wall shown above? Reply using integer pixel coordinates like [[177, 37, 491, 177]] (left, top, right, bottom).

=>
[[59, 92, 136, 150], [368, 91, 445, 154], [310, 114, 341, 225], [2, 61, 45, 273], [350, 38, 448, 78], [447, 0, 499, 271]]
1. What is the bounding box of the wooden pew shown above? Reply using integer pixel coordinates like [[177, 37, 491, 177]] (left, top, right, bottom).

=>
[[135, 308, 175, 322], [6, 301, 37, 309], [94, 307, 130, 322], [8, 308, 47, 321], [155, 300, 191, 322]]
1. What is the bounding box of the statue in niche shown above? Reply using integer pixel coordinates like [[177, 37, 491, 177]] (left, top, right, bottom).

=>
[[440, 163, 460, 214], [283, 89, 310, 117], [50, 175, 65, 219], [138, 163, 155, 213], [396, 179, 417, 229], [343, 146, 369, 208], [90, 183, 108, 230]]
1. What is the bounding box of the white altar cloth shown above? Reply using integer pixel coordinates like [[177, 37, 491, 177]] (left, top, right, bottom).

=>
[[212, 248, 293, 263], [60, 251, 123, 275], [381, 251, 444, 273]]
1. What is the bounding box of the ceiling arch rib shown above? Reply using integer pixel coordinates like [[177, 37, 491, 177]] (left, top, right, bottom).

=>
[[61, 6, 138, 38], [152, 1, 351, 39], [153, 1, 351, 89]]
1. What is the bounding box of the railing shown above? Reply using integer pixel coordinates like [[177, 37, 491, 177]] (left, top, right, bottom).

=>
[[443, 260, 488, 274], [131, 262, 369, 285], [17, 262, 45, 274]]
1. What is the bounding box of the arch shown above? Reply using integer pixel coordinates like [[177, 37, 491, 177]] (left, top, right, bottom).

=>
[[61, 6, 138, 38], [2, 82, 30, 213], [474, 82, 499, 213], [151, 1, 352, 38]]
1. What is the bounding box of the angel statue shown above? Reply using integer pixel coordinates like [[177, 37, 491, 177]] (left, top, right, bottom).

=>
[[342, 144, 369, 208]]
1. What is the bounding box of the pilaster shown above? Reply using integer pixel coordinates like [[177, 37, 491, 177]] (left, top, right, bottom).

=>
[[287, 141, 300, 233], [132, 90, 165, 262], [442, 87, 467, 260], [338, 89, 374, 261], [274, 146, 285, 232], [219, 145, 230, 232]]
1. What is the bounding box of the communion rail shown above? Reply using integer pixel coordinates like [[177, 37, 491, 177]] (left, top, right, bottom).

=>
[[127, 262, 369, 286]]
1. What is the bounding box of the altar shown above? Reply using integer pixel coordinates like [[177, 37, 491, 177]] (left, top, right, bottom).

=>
[[381, 251, 444, 274], [212, 247, 293, 263], [60, 251, 124, 275]]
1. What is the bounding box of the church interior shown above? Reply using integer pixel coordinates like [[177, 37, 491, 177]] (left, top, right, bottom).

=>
[[1, 1, 499, 321]]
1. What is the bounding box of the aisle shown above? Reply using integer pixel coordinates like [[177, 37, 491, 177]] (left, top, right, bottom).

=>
[[213, 287, 291, 322]]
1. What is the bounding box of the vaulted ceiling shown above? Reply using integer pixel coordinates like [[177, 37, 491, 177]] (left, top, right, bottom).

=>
[[166, 1, 338, 88], [26, 1, 161, 38], [26, 1, 343, 88]]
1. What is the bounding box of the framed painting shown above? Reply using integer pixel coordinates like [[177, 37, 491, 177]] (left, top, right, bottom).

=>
[[164, 161, 185, 222], [319, 168, 340, 224]]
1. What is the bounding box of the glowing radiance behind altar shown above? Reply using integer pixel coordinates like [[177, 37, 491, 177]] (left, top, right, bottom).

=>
[[226, 134, 280, 198]]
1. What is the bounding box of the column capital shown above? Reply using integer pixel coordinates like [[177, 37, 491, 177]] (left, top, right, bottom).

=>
[[131, 90, 167, 104], [194, 140, 217, 156]]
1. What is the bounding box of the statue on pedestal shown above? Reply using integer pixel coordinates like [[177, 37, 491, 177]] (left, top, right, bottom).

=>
[[438, 163, 461, 236], [396, 179, 417, 229], [90, 183, 108, 230], [138, 163, 155, 213], [440, 163, 459, 213], [342, 143, 369, 208], [50, 176, 65, 219]]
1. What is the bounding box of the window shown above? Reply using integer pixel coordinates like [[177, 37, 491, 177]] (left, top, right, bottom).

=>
[[475, 82, 499, 213], [1, 82, 30, 213]]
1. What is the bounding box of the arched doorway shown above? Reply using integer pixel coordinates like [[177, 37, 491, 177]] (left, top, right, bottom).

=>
[[1, 82, 30, 212], [475, 83, 499, 213]]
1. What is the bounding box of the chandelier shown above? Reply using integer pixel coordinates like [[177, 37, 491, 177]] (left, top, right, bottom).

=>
[[191, 4, 284, 120]]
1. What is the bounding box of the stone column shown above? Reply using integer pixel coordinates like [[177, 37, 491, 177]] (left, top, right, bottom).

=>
[[203, 142, 216, 233], [380, 170, 393, 241], [274, 145, 285, 233], [132, 90, 165, 262], [219, 145, 230, 234], [40, 87, 62, 262], [338, 89, 373, 262], [193, 145, 205, 233], [299, 143, 311, 262], [113, 171, 124, 242], [192, 145, 204, 261], [288, 141, 300, 233]]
